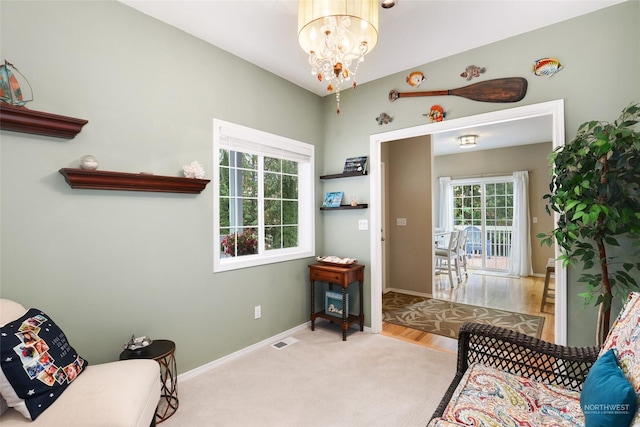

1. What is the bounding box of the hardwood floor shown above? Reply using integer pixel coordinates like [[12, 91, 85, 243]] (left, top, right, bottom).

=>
[[381, 271, 555, 354]]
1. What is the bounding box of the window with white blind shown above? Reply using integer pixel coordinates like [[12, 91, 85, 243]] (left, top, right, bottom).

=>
[[213, 119, 315, 272]]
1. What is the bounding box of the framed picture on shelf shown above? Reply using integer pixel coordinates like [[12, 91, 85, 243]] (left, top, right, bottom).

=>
[[325, 291, 348, 318], [322, 191, 344, 208], [343, 156, 368, 174]]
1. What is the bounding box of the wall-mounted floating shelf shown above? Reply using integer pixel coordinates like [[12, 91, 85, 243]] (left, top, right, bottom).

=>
[[59, 168, 210, 194], [320, 204, 368, 210], [0, 103, 88, 139], [319, 171, 368, 180]]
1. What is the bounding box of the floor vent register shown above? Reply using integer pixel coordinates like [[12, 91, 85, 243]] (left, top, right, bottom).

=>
[[270, 336, 298, 350]]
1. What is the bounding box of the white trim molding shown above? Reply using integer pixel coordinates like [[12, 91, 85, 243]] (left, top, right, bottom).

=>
[[369, 100, 567, 345]]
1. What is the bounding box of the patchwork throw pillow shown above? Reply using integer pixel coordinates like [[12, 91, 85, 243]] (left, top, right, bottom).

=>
[[580, 349, 637, 427], [0, 308, 88, 420]]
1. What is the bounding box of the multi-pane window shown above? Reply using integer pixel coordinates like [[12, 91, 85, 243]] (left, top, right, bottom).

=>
[[450, 177, 514, 271], [214, 120, 314, 272], [452, 181, 514, 229]]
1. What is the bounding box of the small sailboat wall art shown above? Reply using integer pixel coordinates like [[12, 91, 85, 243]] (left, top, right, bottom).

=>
[[0, 60, 33, 106]]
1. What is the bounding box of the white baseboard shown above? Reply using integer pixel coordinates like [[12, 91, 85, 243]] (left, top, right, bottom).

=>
[[177, 321, 372, 382], [178, 322, 309, 382]]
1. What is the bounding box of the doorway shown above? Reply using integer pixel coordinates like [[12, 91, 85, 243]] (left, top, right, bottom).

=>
[[369, 100, 567, 345]]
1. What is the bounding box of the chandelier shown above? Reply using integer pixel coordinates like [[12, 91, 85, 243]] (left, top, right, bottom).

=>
[[298, 0, 379, 114]]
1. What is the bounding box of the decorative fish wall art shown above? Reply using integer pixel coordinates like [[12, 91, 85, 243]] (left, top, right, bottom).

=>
[[424, 105, 446, 122], [406, 71, 425, 87], [532, 57, 564, 77], [460, 65, 486, 80], [376, 112, 393, 125]]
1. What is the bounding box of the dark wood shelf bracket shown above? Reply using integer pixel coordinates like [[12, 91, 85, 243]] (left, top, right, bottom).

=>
[[1, 103, 88, 139], [59, 168, 210, 194]]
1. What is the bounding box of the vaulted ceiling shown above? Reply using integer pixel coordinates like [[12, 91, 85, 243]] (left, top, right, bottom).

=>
[[120, 0, 621, 96], [119, 0, 622, 152]]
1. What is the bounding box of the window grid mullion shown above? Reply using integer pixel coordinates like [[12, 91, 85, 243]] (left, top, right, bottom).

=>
[[257, 156, 265, 254]]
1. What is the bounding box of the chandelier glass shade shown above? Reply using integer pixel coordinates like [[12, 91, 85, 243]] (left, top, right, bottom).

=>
[[298, 0, 379, 114], [459, 135, 478, 148]]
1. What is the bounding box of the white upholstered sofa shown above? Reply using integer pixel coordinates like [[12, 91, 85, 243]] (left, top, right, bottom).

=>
[[0, 298, 161, 427]]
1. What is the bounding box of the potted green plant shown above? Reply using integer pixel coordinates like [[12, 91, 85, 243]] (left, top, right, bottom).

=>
[[538, 103, 640, 345]]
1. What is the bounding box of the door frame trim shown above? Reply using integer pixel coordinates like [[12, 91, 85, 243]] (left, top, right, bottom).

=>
[[368, 100, 567, 344]]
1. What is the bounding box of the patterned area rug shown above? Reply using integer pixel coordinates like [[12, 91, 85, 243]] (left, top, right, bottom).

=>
[[382, 291, 544, 339]]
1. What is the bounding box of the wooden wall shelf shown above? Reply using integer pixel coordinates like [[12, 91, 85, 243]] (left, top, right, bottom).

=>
[[1, 103, 88, 139], [59, 168, 210, 194], [320, 171, 368, 180], [320, 204, 368, 210]]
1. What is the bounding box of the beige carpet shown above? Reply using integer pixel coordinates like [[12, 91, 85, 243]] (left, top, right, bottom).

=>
[[382, 291, 544, 339], [161, 323, 456, 427]]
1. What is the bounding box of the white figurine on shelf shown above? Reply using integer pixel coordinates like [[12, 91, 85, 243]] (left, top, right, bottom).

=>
[[183, 161, 205, 179]]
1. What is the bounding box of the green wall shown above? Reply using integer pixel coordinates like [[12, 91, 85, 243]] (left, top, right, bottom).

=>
[[318, 1, 639, 346], [0, 1, 323, 373], [1, 0, 639, 374]]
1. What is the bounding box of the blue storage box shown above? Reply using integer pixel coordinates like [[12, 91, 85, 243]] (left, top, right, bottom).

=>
[[325, 290, 348, 318]]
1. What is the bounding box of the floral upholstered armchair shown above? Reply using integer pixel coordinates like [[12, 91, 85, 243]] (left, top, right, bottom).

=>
[[428, 292, 640, 427]]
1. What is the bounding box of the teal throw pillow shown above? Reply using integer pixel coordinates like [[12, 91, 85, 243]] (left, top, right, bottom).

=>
[[580, 349, 637, 427]]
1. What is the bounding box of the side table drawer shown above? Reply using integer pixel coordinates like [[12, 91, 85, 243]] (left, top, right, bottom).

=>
[[311, 269, 343, 284]]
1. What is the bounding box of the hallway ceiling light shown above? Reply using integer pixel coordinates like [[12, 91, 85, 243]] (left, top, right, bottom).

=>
[[459, 135, 478, 148], [298, 0, 379, 115]]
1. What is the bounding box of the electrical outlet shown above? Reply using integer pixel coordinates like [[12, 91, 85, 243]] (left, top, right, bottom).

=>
[[396, 218, 407, 226], [358, 219, 368, 230], [254, 305, 261, 319]]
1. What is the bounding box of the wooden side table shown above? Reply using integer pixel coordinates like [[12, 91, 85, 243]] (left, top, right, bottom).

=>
[[120, 339, 179, 423], [309, 263, 365, 341]]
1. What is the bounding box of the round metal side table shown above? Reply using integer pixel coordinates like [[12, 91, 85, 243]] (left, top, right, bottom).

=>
[[120, 339, 178, 423]]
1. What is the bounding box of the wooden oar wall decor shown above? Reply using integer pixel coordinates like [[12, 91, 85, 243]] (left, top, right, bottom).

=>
[[389, 77, 528, 103]]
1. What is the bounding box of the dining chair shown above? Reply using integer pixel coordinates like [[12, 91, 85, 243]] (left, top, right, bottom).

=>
[[455, 227, 469, 278], [464, 226, 492, 257], [435, 230, 461, 288]]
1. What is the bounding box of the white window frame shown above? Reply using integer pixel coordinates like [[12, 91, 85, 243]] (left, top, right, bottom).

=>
[[213, 119, 315, 272], [448, 175, 514, 228], [447, 175, 515, 271]]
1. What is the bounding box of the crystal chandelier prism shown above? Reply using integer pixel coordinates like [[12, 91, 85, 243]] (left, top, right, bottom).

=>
[[298, 0, 379, 114]]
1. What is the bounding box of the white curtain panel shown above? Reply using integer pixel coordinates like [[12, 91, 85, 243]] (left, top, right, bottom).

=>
[[438, 176, 452, 230], [509, 171, 533, 276]]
